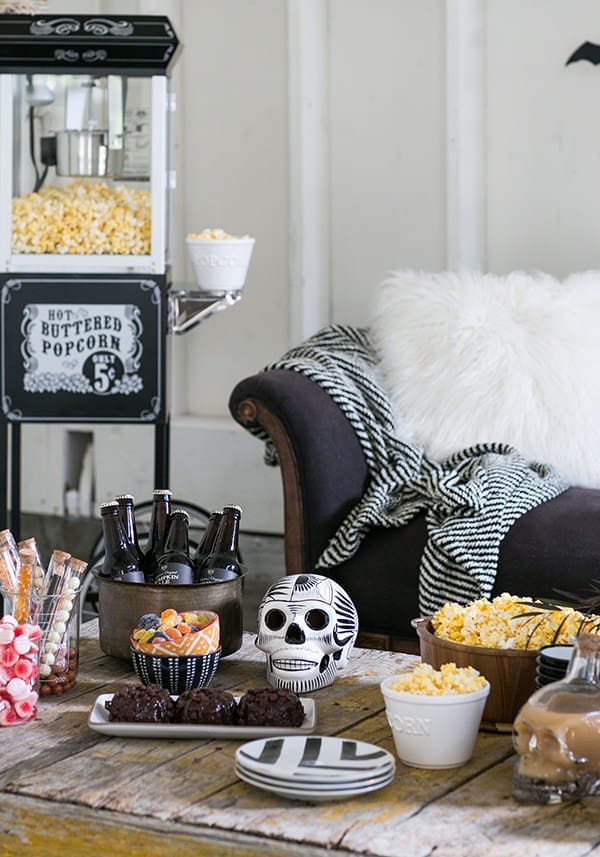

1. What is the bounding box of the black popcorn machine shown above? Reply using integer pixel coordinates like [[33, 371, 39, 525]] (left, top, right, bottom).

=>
[[0, 14, 240, 537]]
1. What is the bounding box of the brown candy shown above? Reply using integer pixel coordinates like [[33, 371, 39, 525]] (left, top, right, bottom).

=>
[[39, 644, 79, 696]]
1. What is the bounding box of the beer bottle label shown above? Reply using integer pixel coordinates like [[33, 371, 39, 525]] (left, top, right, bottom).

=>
[[117, 569, 145, 583], [154, 561, 194, 586], [198, 565, 240, 583]]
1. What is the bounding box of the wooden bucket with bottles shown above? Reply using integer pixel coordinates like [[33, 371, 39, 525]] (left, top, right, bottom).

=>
[[92, 494, 246, 660]]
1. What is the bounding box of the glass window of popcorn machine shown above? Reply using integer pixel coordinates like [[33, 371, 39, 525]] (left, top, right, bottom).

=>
[[1, 70, 169, 274]]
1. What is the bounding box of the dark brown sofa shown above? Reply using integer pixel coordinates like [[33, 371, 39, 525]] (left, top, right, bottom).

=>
[[229, 368, 600, 652]]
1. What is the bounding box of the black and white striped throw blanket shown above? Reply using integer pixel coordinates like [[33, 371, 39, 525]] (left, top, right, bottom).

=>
[[256, 324, 568, 614]]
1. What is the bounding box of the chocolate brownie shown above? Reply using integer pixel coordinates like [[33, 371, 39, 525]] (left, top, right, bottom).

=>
[[105, 683, 174, 723], [237, 687, 305, 727], [173, 687, 238, 725]]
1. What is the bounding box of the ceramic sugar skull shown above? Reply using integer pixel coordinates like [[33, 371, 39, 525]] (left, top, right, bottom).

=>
[[256, 573, 359, 693]]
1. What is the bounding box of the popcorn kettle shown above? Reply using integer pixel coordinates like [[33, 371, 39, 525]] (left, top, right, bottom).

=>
[[53, 75, 125, 179]]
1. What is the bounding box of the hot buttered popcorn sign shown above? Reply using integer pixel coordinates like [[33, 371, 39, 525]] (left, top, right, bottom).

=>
[[0, 277, 166, 422], [24, 305, 142, 396]]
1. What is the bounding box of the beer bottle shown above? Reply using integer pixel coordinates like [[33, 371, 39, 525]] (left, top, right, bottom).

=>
[[144, 488, 172, 582], [115, 494, 144, 568], [196, 504, 245, 584], [192, 510, 223, 582], [154, 509, 194, 585], [99, 501, 145, 583]]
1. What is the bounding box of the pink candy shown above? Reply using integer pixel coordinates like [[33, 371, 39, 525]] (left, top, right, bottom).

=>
[[0, 614, 40, 726], [13, 635, 31, 655], [0, 627, 14, 644]]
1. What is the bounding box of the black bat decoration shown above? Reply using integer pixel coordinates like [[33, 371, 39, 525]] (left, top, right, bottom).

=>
[[566, 41, 600, 66]]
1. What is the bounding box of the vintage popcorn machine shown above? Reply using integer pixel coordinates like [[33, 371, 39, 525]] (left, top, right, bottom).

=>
[[0, 13, 181, 531]]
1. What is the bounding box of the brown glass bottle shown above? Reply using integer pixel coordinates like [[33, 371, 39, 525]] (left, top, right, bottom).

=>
[[196, 504, 246, 584], [144, 489, 172, 582], [99, 501, 145, 583], [154, 509, 194, 585], [192, 510, 223, 582], [115, 494, 144, 568]]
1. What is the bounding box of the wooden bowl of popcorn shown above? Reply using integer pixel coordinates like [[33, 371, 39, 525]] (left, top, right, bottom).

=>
[[413, 593, 600, 729]]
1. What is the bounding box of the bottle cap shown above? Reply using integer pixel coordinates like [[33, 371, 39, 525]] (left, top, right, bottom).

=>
[[100, 501, 119, 513], [153, 488, 172, 497], [172, 509, 190, 522], [115, 494, 135, 503]]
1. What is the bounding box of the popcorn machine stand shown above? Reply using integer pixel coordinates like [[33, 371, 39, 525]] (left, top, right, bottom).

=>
[[0, 13, 181, 535]]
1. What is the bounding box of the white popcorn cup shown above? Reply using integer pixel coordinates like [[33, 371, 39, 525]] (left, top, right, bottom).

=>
[[186, 237, 255, 291], [380, 675, 490, 769]]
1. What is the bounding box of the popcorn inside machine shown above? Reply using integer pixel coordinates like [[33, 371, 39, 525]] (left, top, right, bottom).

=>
[[0, 13, 181, 534]]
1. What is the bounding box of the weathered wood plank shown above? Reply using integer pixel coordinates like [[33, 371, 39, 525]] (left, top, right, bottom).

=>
[[7, 628, 593, 857], [3, 635, 418, 814], [343, 757, 600, 857], [171, 726, 513, 851], [0, 792, 340, 857]]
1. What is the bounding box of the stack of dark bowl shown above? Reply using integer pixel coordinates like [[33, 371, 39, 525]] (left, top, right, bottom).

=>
[[536, 645, 573, 688]]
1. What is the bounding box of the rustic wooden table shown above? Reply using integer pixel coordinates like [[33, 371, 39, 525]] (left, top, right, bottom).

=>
[[0, 624, 598, 857]]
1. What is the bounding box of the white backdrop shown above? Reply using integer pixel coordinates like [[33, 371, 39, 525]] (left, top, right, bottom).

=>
[[15, 0, 600, 531]]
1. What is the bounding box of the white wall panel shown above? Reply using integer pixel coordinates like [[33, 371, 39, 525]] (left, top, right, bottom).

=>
[[329, 0, 446, 324], [487, 0, 600, 275], [179, 0, 290, 418]]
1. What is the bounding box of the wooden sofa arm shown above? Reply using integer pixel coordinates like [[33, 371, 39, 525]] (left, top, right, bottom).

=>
[[229, 369, 370, 575]]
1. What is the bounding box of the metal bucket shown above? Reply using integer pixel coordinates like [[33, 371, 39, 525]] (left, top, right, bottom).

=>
[[55, 130, 123, 178], [92, 568, 245, 660]]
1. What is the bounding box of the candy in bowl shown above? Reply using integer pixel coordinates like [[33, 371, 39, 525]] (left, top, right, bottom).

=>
[[129, 608, 221, 694]]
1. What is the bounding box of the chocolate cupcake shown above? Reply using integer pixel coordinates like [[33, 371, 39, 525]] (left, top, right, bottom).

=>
[[237, 687, 305, 728], [105, 683, 174, 723], [173, 687, 238, 725]]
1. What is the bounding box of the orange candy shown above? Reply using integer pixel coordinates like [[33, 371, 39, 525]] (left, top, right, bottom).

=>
[[165, 627, 182, 640], [130, 608, 221, 656]]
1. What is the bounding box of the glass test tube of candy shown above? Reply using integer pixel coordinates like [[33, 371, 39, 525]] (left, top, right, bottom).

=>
[[17, 537, 46, 599], [38, 554, 85, 697]]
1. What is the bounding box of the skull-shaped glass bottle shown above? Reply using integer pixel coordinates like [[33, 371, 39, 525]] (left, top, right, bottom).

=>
[[513, 632, 600, 804]]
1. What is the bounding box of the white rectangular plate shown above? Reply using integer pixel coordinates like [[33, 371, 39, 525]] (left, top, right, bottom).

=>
[[88, 693, 316, 739]]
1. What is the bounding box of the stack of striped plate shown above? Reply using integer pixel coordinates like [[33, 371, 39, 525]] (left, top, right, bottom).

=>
[[235, 735, 395, 801]]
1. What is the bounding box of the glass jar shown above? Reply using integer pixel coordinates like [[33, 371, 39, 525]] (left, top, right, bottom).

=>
[[513, 632, 600, 803], [37, 587, 81, 698], [0, 615, 41, 726]]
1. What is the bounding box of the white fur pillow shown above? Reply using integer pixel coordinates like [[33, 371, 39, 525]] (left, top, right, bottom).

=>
[[370, 269, 600, 488]]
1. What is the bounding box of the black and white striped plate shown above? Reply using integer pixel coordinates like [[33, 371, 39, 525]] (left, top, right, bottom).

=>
[[235, 762, 394, 801], [235, 762, 394, 791], [236, 735, 395, 782]]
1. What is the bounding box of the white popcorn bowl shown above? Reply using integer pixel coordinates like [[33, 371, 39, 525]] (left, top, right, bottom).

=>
[[380, 675, 490, 769], [186, 236, 255, 291]]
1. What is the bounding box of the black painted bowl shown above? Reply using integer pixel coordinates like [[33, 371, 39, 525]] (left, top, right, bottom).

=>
[[538, 644, 574, 670], [130, 647, 221, 695]]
